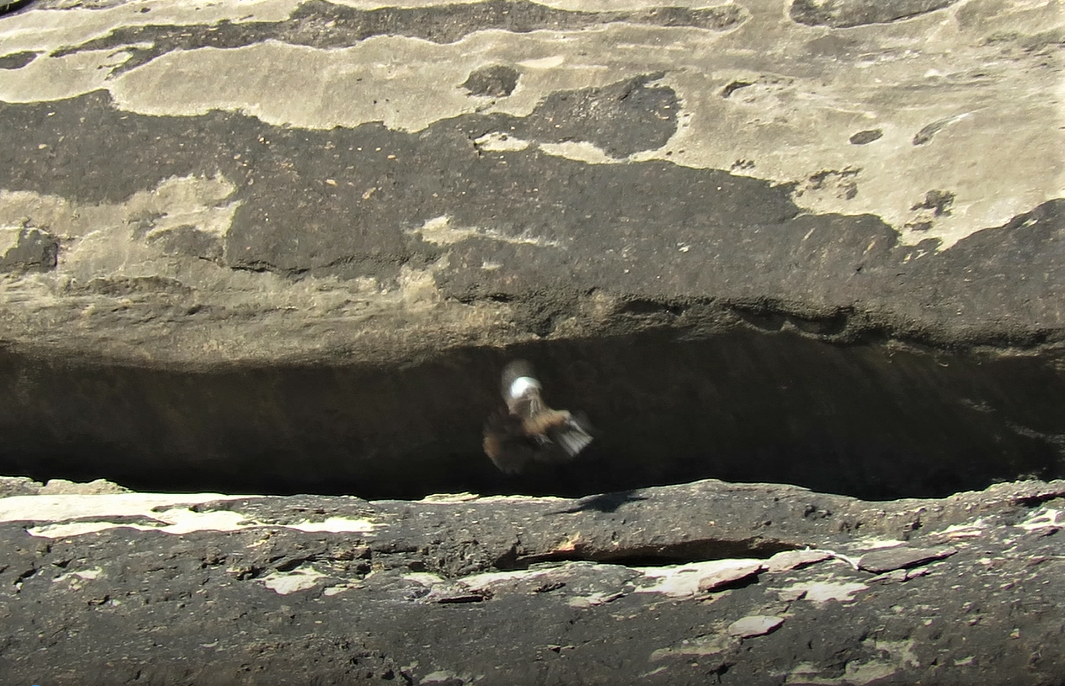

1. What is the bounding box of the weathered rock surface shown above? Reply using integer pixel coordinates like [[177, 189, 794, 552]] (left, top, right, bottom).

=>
[[0, 475, 131, 497], [0, 1, 1062, 681], [1, 478, 1064, 684], [0, 0, 1059, 362]]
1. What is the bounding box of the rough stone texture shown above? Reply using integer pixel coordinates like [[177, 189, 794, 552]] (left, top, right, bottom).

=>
[[1, 478, 1064, 684], [0, 0, 1060, 363], [789, 0, 959, 28], [0, 476, 41, 497], [0, 476, 133, 497], [0, 14, 1062, 685]]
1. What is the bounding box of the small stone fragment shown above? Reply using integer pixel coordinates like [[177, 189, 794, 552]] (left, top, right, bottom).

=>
[[462, 65, 520, 97], [260, 567, 326, 594], [728, 615, 784, 637], [849, 129, 883, 145], [913, 120, 947, 145], [858, 546, 957, 574], [766, 549, 832, 573], [696, 561, 763, 593], [721, 80, 753, 98]]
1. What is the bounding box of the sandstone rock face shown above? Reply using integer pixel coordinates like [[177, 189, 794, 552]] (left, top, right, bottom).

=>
[[1, 1, 1062, 681], [0, 0, 1061, 498], [0, 0, 1058, 357], [1, 479, 1064, 684]]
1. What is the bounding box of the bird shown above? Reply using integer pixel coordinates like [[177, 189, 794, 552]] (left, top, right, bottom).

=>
[[483, 359, 594, 474]]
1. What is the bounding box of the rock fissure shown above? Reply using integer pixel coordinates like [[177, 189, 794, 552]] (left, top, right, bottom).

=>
[[1, 322, 1063, 500], [503, 539, 802, 571]]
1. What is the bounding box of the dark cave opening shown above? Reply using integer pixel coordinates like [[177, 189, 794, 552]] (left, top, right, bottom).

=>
[[1, 326, 1063, 501]]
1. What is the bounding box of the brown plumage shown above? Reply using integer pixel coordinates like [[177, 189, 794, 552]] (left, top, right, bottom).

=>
[[483, 360, 594, 474]]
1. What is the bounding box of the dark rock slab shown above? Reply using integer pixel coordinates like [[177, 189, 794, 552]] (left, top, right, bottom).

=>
[[0, 0, 1062, 587], [857, 545, 958, 573], [790, 0, 958, 28], [0, 49, 34, 69], [461, 65, 519, 98], [1, 478, 1064, 684], [0, 226, 57, 271]]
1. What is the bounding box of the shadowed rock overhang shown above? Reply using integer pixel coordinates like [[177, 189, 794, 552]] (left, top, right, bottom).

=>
[[1, 322, 1063, 501]]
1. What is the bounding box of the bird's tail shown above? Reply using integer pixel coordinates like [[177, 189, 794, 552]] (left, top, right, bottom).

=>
[[546, 413, 594, 457]]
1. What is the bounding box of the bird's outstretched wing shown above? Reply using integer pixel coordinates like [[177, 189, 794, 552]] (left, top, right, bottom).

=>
[[483, 409, 534, 475]]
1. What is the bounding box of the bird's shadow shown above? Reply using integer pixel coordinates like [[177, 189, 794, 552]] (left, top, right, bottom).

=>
[[549, 489, 648, 514]]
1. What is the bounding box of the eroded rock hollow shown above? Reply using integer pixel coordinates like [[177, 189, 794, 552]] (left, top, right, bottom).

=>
[[2, 327, 1065, 500]]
